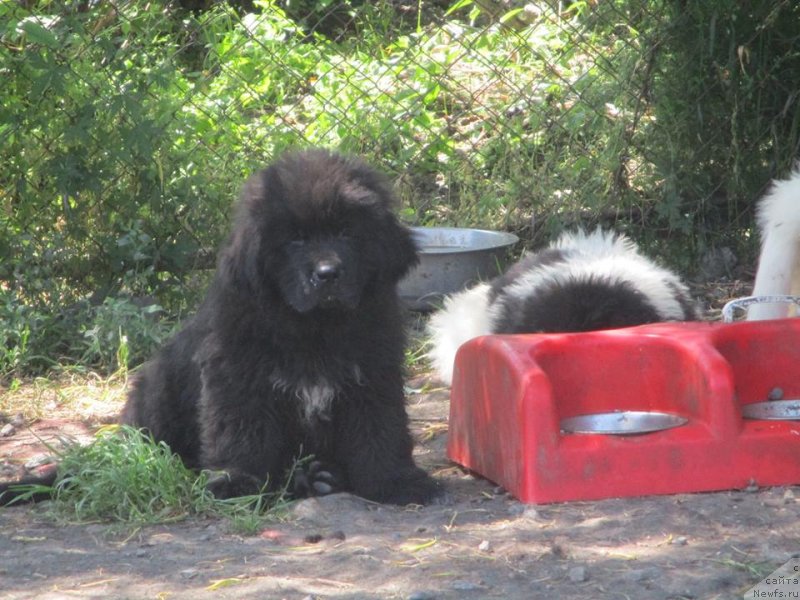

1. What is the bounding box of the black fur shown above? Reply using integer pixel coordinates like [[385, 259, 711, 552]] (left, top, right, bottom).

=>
[[122, 149, 440, 504], [0, 466, 58, 505], [487, 238, 697, 333], [2, 149, 441, 507], [491, 277, 664, 333]]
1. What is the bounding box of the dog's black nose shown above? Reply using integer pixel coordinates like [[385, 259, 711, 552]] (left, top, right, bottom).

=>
[[314, 260, 340, 282]]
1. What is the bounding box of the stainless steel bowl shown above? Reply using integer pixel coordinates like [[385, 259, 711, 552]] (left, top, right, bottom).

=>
[[399, 226, 519, 311], [742, 400, 800, 420], [560, 411, 689, 435]]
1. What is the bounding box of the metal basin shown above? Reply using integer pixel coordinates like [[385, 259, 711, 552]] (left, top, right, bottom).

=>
[[721, 295, 800, 322], [399, 226, 519, 311], [560, 411, 689, 435], [742, 400, 800, 420]]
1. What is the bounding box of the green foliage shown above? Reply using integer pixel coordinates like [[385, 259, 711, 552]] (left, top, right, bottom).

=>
[[16, 425, 290, 530], [645, 0, 800, 258], [0, 286, 175, 378], [80, 297, 172, 373], [0, 2, 228, 376], [51, 426, 211, 523], [2, 0, 799, 375]]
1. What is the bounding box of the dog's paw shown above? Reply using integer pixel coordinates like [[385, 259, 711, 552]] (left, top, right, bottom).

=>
[[360, 467, 445, 506], [292, 461, 344, 498], [205, 469, 263, 500], [396, 471, 446, 506], [428, 488, 454, 506]]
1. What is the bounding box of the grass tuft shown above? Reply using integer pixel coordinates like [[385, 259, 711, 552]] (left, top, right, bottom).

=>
[[22, 425, 291, 532]]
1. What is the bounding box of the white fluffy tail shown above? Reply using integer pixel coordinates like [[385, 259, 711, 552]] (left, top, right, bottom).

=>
[[749, 168, 800, 320], [426, 283, 493, 385]]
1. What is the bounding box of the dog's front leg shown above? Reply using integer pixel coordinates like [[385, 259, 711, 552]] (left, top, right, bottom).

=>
[[334, 382, 443, 505], [199, 415, 292, 500], [197, 398, 291, 499], [195, 352, 293, 499]]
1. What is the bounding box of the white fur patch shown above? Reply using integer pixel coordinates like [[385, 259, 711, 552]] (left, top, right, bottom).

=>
[[426, 283, 493, 385], [749, 167, 800, 320], [551, 228, 639, 255], [270, 374, 337, 423]]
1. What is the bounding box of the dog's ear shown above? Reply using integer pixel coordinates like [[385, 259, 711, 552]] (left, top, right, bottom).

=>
[[346, 173, 419, 282], [218, 222, 261, 291], [379, 219, 420, 282], [217, 170, 272, 291]]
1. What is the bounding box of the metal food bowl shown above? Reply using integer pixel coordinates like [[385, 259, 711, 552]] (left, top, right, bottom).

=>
[[742, 400, 800, 420], [399, 226, 519, 311], [560, 411, 689, 435], [721, 295, 800, 322]]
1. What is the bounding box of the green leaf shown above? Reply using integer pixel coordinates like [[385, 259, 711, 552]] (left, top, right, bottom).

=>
[[445, 0, 474, 17], [500, 8, 525, 24], [19, 18, 60, 49]]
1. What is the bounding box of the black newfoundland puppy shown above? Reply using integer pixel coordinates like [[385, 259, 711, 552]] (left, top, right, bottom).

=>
[[1, 149, 441, 506], [123, 149, 441, 504]]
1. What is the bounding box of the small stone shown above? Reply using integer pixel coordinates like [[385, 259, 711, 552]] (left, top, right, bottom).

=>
[[623, 569, 646, 583], [523, 506, 542, 521], [508, 503, 540, 520], [623, 567, 661, 583], [784, 489, 796, 504], [478, 540, 491, 552], [291, 497, 326, 522], [568, 565, 588, 583], [24, 455, 55, 470], [507, 502, 525, 517], [0, 423, 15, 437], [199, 524, 219, 542], [135, 549, 148, 558], [10, 414, 25, 427], [180, 569, 198, 579], [671, 536, 688, 546], [451, 580, 481, 591], [408, 592, 436, 600]]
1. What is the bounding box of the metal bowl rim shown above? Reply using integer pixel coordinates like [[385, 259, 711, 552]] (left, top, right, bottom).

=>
[[560, 410, 689, 434], [410, 226, 519, 254], [742, 399, 800, 420]]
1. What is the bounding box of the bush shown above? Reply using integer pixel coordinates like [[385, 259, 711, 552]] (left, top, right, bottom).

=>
[[2, 0, 799, 376], [645, 0, 800, 259]]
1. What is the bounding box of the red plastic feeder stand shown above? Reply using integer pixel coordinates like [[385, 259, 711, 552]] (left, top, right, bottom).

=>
[[447, 319, 800, 504]]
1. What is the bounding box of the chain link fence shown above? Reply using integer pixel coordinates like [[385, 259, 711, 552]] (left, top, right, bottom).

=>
[[1, 0, 799, 372]]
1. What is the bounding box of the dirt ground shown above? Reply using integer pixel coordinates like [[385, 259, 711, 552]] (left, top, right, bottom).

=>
[[1, 368, 798, 600]]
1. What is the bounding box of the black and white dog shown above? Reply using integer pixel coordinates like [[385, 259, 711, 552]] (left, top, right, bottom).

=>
[[748, 167, 800, 320], [428, 228, 697, 384]]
